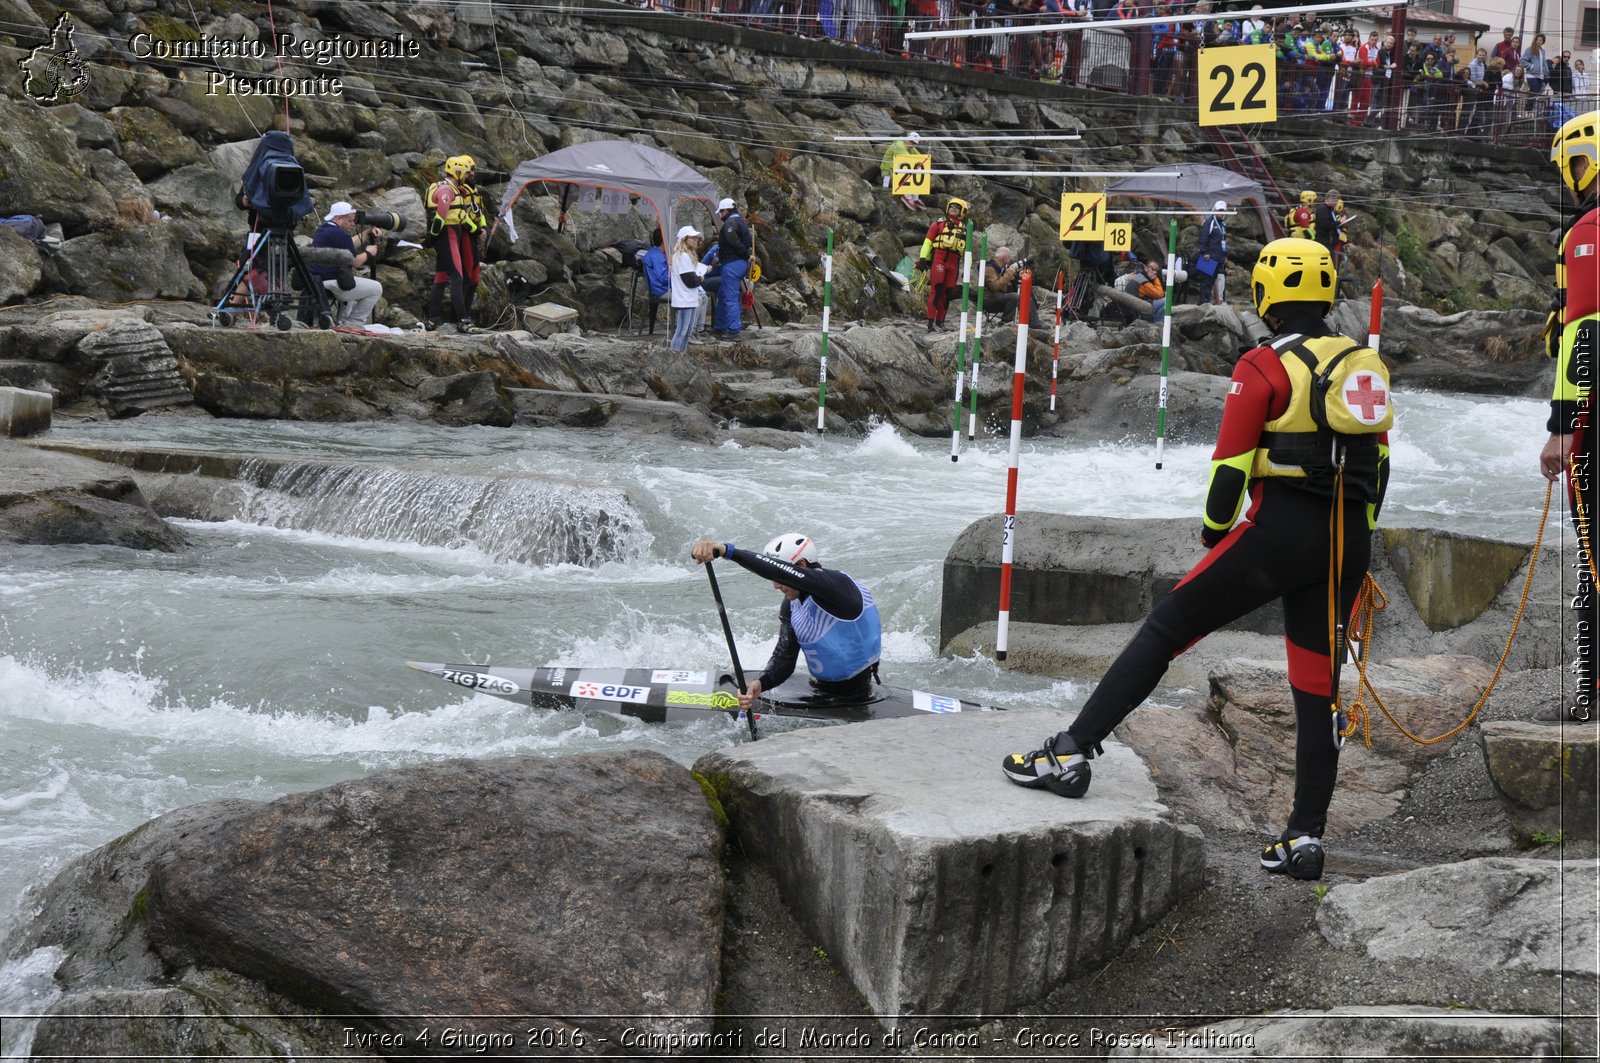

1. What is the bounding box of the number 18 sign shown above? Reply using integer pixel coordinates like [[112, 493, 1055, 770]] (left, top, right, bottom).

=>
[[1199, 44, 1277, 127]]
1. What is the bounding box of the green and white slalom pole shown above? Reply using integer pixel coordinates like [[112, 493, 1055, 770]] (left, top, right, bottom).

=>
[[949, 219, 974, 462], [1154, 218, 1178, 470], [995, 269, 1034, 663], [817, 229, 834, 432], [967, 234, 988, 442], [1050, 269, 1063, 412]]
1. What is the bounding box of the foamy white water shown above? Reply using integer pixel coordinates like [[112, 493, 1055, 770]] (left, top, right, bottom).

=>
[[0, 390, 1563, 1043]]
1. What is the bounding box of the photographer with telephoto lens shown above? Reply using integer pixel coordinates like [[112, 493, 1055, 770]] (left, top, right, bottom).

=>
[[309, 201, 385, 327], [984, 245, 1035, 325]]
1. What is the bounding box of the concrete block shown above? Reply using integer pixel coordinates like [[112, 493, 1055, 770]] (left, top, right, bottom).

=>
[[521, 302, 580, 338], [1383, 527, 1529, 631], [0, 386, 53, 437], [695, 710, 1205, 1026]]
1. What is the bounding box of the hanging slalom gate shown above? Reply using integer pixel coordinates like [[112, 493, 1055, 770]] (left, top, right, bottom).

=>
[[950, 220, 974, 462], [968, 235, 988, 442], [817, 229, 834, 432], [995, 271, 1034, 662]]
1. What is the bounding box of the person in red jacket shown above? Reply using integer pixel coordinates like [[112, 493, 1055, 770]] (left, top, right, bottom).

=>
[[915, 197, 970, 332], [1537, 111, 1600, 723], [1002, 238, 1392, 883]]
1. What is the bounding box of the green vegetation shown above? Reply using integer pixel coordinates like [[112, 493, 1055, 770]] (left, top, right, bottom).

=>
[[1313, 883, 1328, 905], [691, 770, 734, 832], [1530, 829, 1567, 846], [1394, 226, 1424, 270]]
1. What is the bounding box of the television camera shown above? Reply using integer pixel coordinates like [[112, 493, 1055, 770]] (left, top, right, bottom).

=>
[[213, 130, 332, 331]]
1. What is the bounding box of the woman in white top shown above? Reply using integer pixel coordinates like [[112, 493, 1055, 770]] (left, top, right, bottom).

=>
[[1576, 59, 1591, 97], [669, 224, 707, 353]]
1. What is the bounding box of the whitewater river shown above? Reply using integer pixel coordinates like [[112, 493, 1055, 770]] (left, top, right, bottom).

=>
[[0, 388, 1565, 1038]]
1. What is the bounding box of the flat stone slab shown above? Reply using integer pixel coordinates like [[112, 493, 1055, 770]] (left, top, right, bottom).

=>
[[1317, 857, 1598, 977], [694, 710, 1205, 1025]]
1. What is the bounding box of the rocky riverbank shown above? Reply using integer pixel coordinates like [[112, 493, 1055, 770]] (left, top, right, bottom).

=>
[[0, 436, 1594, 1060]]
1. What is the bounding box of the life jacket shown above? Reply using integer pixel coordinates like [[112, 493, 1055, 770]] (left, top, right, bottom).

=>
[[1285, 205, 1315, 239], [926, 217, 967, 256], [426, 180, 487, 235], [1252, 333, 1393, 501], [790, 578, 882, 683]]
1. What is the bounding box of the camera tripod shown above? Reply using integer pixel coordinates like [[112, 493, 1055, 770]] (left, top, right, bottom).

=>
[[212, 225, 333, 331]]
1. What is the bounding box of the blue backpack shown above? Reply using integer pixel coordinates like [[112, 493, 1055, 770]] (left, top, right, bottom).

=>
[[1, 215, 47, 245]]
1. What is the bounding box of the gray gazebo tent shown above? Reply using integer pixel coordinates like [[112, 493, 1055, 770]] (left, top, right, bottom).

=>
[[497, 140, 719, 246], [1104, 163, 1276, 241]]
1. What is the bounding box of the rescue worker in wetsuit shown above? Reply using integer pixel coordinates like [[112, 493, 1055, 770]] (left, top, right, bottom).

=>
[[426, 154, 488, 334], [1538, 111, 1600, 723], [1002, 237, 1392, 883], [690, 533, 882, 711], [1284, 189, 1318, 240], [915, 197, 970, 332]]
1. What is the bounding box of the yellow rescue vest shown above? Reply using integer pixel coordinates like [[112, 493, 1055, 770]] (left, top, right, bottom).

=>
[[427, 180, 487, 233], [1251, 333, 1387, 500]]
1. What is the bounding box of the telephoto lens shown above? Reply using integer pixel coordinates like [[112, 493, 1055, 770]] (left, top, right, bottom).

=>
[[354, 210, 404, 233]]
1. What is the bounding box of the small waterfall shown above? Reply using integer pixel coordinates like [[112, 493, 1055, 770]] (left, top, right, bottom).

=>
[[232, 458, 650, 566]]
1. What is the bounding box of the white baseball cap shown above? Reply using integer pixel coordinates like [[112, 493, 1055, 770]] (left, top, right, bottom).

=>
[[908, 131, 921, 141], [323, 201, 355, 222], [717, 197, 736, 211], [676, 224, 701, 241], [1213, 200, 1228, 212]]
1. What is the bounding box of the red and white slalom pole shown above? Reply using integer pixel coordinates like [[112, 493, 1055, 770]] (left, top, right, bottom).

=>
[[1367, 277, 1383, 352], [1049, 269, 1063, 412], [995, 270, 1033, 663]]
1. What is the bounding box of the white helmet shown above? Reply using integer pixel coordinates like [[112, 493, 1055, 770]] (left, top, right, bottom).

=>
[[762, 532, 817, 565]]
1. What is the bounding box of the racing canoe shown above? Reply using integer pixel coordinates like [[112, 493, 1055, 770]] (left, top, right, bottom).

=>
[[406, 662, 1001, 723]]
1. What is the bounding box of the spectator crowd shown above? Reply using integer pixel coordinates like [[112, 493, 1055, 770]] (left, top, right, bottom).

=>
[[627, 0, 1589, 148]]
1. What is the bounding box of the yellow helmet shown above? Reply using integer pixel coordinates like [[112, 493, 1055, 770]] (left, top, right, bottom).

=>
[[946, 197, 969, 216], [444, 154, 476, 181], [1551, 111, 1600, 197], [1252, 238, 1336, 319], [1335, 198, 1345, 213], [1299, 190, 1318, 204]]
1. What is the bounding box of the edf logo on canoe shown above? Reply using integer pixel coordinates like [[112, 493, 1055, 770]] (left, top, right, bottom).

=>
[[571, 681, 651, 704]]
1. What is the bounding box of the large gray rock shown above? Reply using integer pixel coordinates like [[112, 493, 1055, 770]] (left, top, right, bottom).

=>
[[1118, 655, 1492, 835], [1481, 720, 1600, 844], [416, 370, 514, 427], [0, 98, 117, 232], [78, 319, 192, 417], [0, 440, 186, 551], [52, 224, 203, 302], [695, 711, 1205, 1025], [0, 224, 42, 304], [139, 754, 723, 1053], [1317, 857, 1599, 977], [1113, 1006, 1562, 1059], [509, 388, 720, 443]]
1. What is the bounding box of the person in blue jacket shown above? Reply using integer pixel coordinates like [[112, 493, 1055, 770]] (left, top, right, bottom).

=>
[[691, 532, 882, 710], [711, 197, 752, 339], [1193, 200, 1228, 305], [639, 228, 669, 332]]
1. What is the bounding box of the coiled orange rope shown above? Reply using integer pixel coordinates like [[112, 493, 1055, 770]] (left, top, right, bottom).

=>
[[1340, 479, 1555, 749]]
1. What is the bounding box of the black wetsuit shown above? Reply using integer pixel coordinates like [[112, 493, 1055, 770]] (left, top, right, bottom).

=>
[[1057, 310, 1390, 839]]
